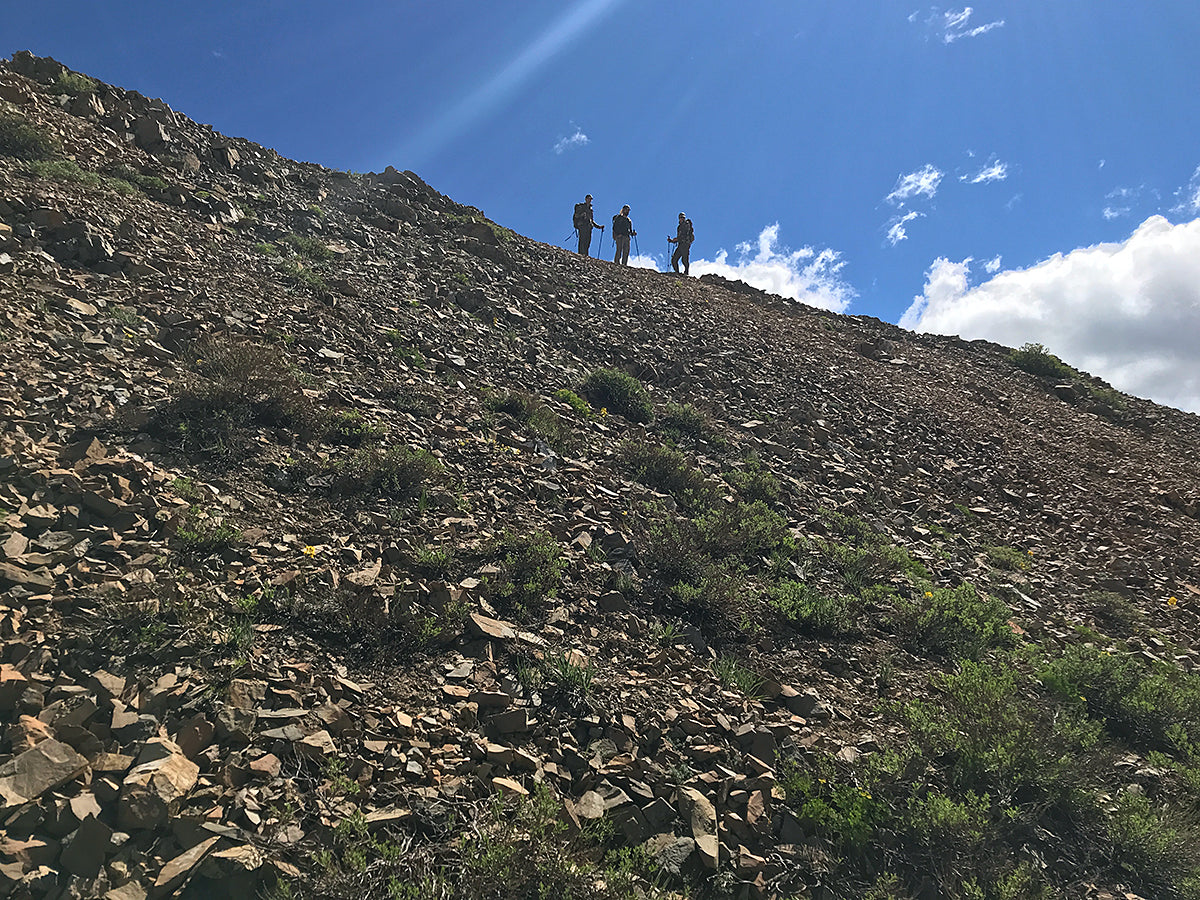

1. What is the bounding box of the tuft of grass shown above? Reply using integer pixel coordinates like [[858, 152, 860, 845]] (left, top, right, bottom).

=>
[[253, 242, 280, 256], [579, 368, 654, 423], [711, 654, 764, 697], [282, 232, 333, 261], [174, 508, 239, 561]]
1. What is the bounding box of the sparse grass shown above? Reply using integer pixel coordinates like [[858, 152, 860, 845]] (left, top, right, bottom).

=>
[[484, 390, 566, 447], [327, 409, 385, 447], [174, 507, 239, 561], [278, 259, 331, 296], [579, 368, 654, 423], [153, 338, 325, 462], [282, 232, 333, 261], [711, 654, 763, 697]]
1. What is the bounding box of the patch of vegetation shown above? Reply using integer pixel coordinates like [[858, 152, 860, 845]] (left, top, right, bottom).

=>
[[768, 580, 855, 635], [153, 338, 325, 462], [890, 584, 1016, 660], [173, 507, 239, 561], [325, 445, 443, 499], [54, 70, 98, 94], [552, 388, 592, 417], [579, 368, 654, 423], [278, 786, 669, 900], [724, 456, 782, 506], [326, 409, 385, 447], [1009, 342, 1074, 380], [693, 499, 794, 563], [282, 232, 333, 261], [1089, 589, 1145, 630], [24, 158, 104, 187], [657, 402, 712, 443], [253, 242, 280, 256], [408, 544, 456, 578], [485, 390, 566, 447], [487, 530, 567, 621], [986, 545, 1031, 572], [278, 259, 331, 296], [0, 110, 58, 160], [711, 654, 763, 696], [620, 442, 715, 511]]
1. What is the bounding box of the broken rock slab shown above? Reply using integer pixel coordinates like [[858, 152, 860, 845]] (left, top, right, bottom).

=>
[[0, 738, 89, 809]]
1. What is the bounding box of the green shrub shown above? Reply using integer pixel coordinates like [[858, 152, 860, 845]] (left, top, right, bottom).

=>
[[0, 111, 58, 159], [253, 242, 280, 256], [174, 508, 239, 561], [54, 71, 97, 94], [620, 442, 715, 511], [485, 391, 565, 446], [488, 530, 567, 620], [1040, 643, 1200, 760], [667, 562, 753, 630], [658, 402, 711, 442], [891, 584, 1016, 660], [711, 654, 763, 696], [282, 232, 333, 261], [1009, 342, 1074, 380], [326, 445, 442, 499], [725, 457, 782, 505], [694, 499, 794, 562], [327, 409, 385, 447], [278, 259, 330, 296], [579, 368, 653, 423], [986, 545, 1030, 572], [1106, 792, 1200, 900], [25, 158, 102, 186], [552, 388, 591, 417], [779, 754, 886, 850], [769, 580, 854, 635]]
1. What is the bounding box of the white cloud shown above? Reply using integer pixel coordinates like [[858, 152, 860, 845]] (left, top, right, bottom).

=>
[[984, 255, 1002, 273], [900, 215, 1200, 413], [686, 224, 855, 312], [942, 7, 1005, 42], [553, 128, 590, 154], [886, 164, 944, 205], [1172, 165, 1200, 216], [886, 211, 923, 246], [962, 158, 1008, 184]]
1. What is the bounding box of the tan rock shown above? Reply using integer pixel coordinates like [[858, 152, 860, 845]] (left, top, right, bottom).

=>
[[117, 753, 200, 829], [678, 787, 719, 870], [0, 738, 89, 808]]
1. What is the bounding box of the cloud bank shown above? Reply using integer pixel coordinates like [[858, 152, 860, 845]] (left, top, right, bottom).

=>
[[687, 224, 855, 312], [900, 215, 1200, 413]]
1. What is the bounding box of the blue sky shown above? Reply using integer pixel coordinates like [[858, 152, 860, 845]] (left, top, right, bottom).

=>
[[8, 2, 1200, 410]]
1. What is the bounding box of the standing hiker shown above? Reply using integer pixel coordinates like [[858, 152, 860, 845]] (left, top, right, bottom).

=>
[[668, 212, 694, 275], [573, 194, 603, 257], [612, 204, 636, 266]]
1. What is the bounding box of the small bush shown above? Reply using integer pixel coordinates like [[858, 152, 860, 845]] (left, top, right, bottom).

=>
[[986, 545, 1030, 572], [891, 584, 1015, 660], [620, 442, 715, 511], [658, 402, 710, 442], [278, 259, 330, 296], [485, 391, 565, 446], [327, 409, 385, 447], [253, 242, 280, 256], [1009, 342, 1074, 380], [282, 232, 333, 261], [725, 457, 782, 505], [488, 530, 567, 620], [25, 158, 102, 186], [0, 111, 58, 160], [552, 388, 592, 417], [326, 445, 442, 499], [54, 71, 97, 94], [579, 368, 653, 423], [769, 581, 854, 635], [695, 499, 794, 562], [174, 508, 239, 561]]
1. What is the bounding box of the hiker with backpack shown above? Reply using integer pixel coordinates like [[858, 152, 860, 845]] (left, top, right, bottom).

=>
[[572, 194, 603, 257], [668, 212, 694, 275], [611, 205, 636, 266]]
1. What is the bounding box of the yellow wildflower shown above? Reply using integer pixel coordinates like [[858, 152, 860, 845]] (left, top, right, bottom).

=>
[[1168, 596, 1179, 607], [303, 545, 318, 558]]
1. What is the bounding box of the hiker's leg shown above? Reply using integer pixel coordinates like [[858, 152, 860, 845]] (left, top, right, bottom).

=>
[[682, 244, 690, 275], [578, 227, 592, 256]]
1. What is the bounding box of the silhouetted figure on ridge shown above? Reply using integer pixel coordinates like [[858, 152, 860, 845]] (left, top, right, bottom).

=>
[[668, 212, 694, 275], [573, 194, 603, 257], [612, 204, 636, 266]]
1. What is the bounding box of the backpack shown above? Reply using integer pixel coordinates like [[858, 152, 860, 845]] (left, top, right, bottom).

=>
[[681, 218, 694, 243], [573, 202, 590, 229]]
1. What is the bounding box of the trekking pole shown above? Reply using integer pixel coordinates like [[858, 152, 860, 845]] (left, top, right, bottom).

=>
[[634, 234, 640, 257], [598, 227, 604, 256], [565, 228, 577, 248]]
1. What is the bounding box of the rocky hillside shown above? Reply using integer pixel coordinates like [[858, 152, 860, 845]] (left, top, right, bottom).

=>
[[3, 51, 1200, 900]]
